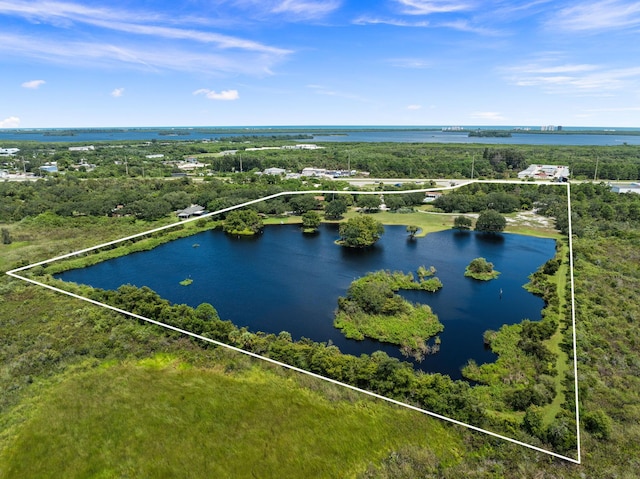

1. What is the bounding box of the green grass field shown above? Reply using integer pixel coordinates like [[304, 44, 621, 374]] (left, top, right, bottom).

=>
[[0, 356, 462, 478]]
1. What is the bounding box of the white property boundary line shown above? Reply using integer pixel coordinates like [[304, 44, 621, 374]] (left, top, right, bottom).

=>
[[6, 180, 581, 464]]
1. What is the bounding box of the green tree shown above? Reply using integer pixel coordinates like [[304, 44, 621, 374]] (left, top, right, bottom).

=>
[[384, 195, 406, 211], [223, 209, 263, 235], [301, 210, 322, 232], [406, 225, 419, 238], [338, 215, 384, 248], [357, 195, 381, 212], [1, 228, 12, 245], [324, 198, 348, 220], [289, 194, 319, 215], [453, 215, 473, 230], [584, 410, 612, 440], [465, 257, 500, 280], [467, 257, 494, 274], [475, 210, 506, 233]]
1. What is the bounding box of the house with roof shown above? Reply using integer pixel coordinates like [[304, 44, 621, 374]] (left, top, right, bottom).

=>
[[177, 205, 207, 219]]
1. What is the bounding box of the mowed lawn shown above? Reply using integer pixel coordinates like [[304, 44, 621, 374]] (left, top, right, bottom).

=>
[[0, 357, 462, 479]]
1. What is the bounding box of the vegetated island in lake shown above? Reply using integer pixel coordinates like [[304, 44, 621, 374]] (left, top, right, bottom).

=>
[[468, 130, 512, 138], [464, 257, 500, 281], [334, 269, 443, 361]]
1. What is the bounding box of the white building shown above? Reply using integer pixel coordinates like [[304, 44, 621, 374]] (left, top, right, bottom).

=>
[[282, 144, 324, 150], [0, 148, 20, 156], [69, 145, 95, 152], [518, 164, 570, 180], [611, 183, 640, 194], [301, 167, 327, 177], [263, 167, 287, 175]]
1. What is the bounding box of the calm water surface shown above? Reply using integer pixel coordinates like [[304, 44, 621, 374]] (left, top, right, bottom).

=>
[[57, 225, 556, 379], [3, 126, 639, 145]]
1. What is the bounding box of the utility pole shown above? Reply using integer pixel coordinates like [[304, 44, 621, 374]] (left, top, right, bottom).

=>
[[594, 156, 599, 181], [471, 155, 475, 179]]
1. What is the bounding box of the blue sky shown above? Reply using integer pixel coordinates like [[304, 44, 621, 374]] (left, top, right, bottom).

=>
[[1, 0, 640, 128]]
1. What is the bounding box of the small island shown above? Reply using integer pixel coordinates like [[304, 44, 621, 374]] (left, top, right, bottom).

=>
[[179, 278, 193, 286], [464, 257, 500, 281], [334, 269, 443, 361], [468, 130, 512, 138]]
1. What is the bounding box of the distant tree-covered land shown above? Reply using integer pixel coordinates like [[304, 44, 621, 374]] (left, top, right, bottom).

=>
[[468, 130, 512, 138]]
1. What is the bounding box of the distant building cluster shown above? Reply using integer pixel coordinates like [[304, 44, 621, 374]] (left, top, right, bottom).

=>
[[0, 148, 20, 156], [256, 166, 357, 180], [220, 144, 324, 156], [68, 145, 95, 152], [518, 164, 570, 180], [540, 125, 562, 131]]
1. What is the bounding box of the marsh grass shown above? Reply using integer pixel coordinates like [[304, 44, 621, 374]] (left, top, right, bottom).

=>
[[0, 359, 462, 478]]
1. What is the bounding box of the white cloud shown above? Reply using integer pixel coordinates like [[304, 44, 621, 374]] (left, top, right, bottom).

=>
[[394, 0, 472, 15], [0, 33, 283, 76], [21, 79, 46, 89], [111, 88, 124, 98], [504, 60, 640, 94], [407, 104, 422, 110], [547, 0, 640, 32], [232, 0, 341, 20], [193, 89, 240, 100], [470, 111, 506, 121], [0, 116, 21, 128], [353, 16, 430, 27], [272, 0, 341, 18], [0, 0, 292, 74]]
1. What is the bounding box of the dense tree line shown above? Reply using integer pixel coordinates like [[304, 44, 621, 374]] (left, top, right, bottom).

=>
[[3, 139, 639, 181]]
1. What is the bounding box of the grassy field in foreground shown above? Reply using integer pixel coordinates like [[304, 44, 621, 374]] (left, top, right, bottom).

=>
[[0, 357, 463, 479]]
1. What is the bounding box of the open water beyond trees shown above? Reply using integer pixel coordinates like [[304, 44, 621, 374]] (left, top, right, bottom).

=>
[[57, 225, 556, 379]]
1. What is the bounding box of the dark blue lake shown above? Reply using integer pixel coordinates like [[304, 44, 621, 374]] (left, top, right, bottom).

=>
[[56, 225, 556, 379]]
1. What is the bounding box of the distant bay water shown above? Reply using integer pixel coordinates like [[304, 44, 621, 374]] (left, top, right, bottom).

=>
[[2, 126, 640, 146]]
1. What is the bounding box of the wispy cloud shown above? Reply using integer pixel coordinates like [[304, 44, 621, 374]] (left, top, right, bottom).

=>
[[21, 79, 46, 89], [353, 16, 430, 27], [407, 104, 422, 110], [0, 116, 21, 128], [584, 106, 640, 112], [438, 19, 501, 35], [387, 58, 432, 69], [111, 88, 124, 98], [194, 89, 240, 100], [0, 33, 283, 76], [231, 0, 341, 21], [0, 1, 290, 54], [394, 0, 473, 15], [547, 0, 640, 32], [504, 60, 640, 94], [0, 0, 291, 78]]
